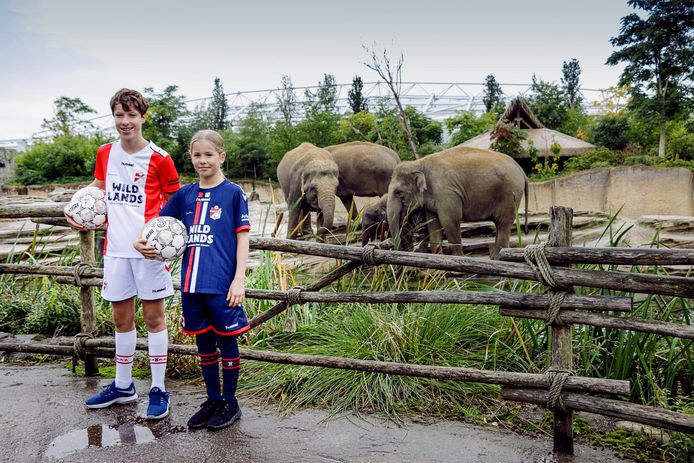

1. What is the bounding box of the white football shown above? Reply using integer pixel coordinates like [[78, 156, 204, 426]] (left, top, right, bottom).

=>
[[142, 216, 188, 261], [66, 186, 107, 229]]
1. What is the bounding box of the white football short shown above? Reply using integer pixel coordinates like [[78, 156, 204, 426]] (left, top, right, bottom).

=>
[[101, 256, 174, 302]]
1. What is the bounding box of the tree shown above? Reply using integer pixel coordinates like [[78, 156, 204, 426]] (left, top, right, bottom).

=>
[[606, 0, 694, 157], [561, 58, 583, 107], [210, 77, 229, 131], [142, 85, 189, 169], [348, 76, 368, 113], [41, 97, 96, 137], [269, 75, 300, 164], [233, 103, 270, 178], [526, 75, 570, 130], [482, 75, 504, 114], [445, 111, 497, 147], [363, 43, 419, 158], [297, 74, 343, 147]]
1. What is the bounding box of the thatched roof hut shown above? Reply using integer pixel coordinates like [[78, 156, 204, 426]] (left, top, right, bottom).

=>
[[460, 97, 595, 158]]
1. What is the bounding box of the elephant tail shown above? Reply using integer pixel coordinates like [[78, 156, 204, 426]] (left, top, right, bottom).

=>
[[524, 177, 529, 234]]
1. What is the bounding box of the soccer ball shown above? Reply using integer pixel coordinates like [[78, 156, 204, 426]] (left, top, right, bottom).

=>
[[66, 186, 107, 229], [142, 216, 188, 261]]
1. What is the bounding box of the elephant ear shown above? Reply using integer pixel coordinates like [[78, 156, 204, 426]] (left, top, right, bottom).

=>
[[414, 170, 427, 192]]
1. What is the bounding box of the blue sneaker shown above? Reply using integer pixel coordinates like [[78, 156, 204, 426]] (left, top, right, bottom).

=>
[[85, 381, 138, 409], [146, 387, 170, 420]]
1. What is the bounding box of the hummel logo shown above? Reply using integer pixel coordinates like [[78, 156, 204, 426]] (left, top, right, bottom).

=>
[[121, 161, 134, 167], [152, 287, 167, 293]]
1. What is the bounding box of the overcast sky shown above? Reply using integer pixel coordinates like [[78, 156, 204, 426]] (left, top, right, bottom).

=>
[[0, 0, 634, 139]]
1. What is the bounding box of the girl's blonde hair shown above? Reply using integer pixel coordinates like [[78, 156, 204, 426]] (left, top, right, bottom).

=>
[[189, 129, 226, 155]]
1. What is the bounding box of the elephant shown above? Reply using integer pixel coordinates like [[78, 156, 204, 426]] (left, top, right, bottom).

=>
[[324, 141, 400, 222], [277, 142, 339, 239], [361, 195, 427, 251], [386, 146, 528, 259]]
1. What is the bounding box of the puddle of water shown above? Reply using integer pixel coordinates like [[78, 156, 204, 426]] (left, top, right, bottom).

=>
[[45, 423, 154, 459]]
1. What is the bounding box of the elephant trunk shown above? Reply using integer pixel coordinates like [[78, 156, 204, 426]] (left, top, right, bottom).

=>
[[386, 196, 403, 249], [316, 190, 335, 235]]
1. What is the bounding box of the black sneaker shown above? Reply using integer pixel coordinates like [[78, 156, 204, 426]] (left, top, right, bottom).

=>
[[187, 399, 221, 429], [207, 398, 241, 430]]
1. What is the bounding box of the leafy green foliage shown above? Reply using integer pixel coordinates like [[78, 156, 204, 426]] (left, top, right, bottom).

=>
[[563, 147, 624, 172], [526, 75, 570, 130], [41, 96, 96, 137], [210, 77, 229, 131], [445, 111, 496, 147], [666, 120, 694, 160], [561, 58, 583, 107], [490, 120, 528, 157], [13, 134, 105, 184], [296, 74, 344, 148], [607, 0, 694, 155], [229, 103, 271, 178], [590, 115, 632, 150], [482, 74, 504, 115], [142, 85, 190, 170], [347, 75, 368, 113]]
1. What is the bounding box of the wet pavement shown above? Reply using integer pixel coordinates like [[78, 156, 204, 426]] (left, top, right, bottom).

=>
[[0, 364, 627, 463]]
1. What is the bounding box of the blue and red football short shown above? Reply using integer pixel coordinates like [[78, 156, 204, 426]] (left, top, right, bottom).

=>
[[181, 292, 251, 337]]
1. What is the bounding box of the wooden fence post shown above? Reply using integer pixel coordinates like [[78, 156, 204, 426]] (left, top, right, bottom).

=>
[[548, 206, 574, 458], [79, 230, 99, 376]]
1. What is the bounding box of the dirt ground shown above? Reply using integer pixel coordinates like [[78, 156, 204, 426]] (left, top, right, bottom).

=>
[[0, 363, 630, 463]]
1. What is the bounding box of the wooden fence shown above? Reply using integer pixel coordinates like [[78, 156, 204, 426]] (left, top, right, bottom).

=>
[[0, 203, 692, 459]]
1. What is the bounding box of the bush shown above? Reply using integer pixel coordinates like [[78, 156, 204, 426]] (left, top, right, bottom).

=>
[[563, 147, 624, 173], [623, 155, 655, 166], [13, 135, 106, 185], [590, 115, 631, 150], [666, 122, 694, 160]]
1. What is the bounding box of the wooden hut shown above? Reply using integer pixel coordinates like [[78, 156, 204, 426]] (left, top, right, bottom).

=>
[[460, 97, 595, 170]]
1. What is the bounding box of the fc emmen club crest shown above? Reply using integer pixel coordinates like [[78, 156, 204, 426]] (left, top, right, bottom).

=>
[[209, 206, 222, 220]]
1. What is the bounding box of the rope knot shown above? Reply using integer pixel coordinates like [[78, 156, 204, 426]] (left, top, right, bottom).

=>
[[361, 244, 377, 266], [72, 263, 92, 287], [73, 332, 94, 361], [524, 243, 558, 288], [545, 368, 574, 412], [286, 286, 305, 306]]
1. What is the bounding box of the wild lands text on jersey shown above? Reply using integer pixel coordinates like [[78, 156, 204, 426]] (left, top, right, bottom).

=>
[[108, 182, 143, 204], [188, 224, 214, 245]]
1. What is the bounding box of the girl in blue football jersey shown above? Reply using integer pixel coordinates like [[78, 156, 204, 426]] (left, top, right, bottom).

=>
[[135, 129, 251, 430]]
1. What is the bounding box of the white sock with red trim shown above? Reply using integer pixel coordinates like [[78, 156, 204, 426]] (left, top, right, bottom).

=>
[[115, 329, 136, 389], [148, 329, 168, 391]]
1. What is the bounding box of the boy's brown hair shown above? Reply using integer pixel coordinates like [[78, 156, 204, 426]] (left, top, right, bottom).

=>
[[109, 88, 149, 116]]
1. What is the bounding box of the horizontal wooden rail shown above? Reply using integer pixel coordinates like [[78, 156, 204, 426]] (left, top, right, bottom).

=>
[[249, 238, 694, 298], [502, 388, 694, 434], [1, 337, 630, 396], [0, 204, 66, 218], [245, 289, 631, 312], [500, 247, 694, 266], [500, 307, 694, 340]]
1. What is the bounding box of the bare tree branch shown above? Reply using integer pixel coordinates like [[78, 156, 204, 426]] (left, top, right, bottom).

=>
[[363, 43, 419, 159]]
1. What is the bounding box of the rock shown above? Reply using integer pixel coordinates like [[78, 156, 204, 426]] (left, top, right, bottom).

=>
[[614, 420, 672, 443], [48, 188, 77, 202]]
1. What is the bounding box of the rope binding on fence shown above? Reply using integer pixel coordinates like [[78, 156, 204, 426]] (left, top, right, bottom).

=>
[[72, 332, 95, 371], [286, 286, 305, 306], [72, 263, 93, 287], [361, 244, 378, 266], [524, 243, 571, 326], [545, 368, 574, 412]]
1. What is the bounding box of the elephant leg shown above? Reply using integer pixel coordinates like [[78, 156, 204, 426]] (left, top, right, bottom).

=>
[[425, 211, 445, 254], [286, 204, 301, 239], [438, 209, 463, 256], [491, 218, 513, 260], [340, 195, 358, 224]]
